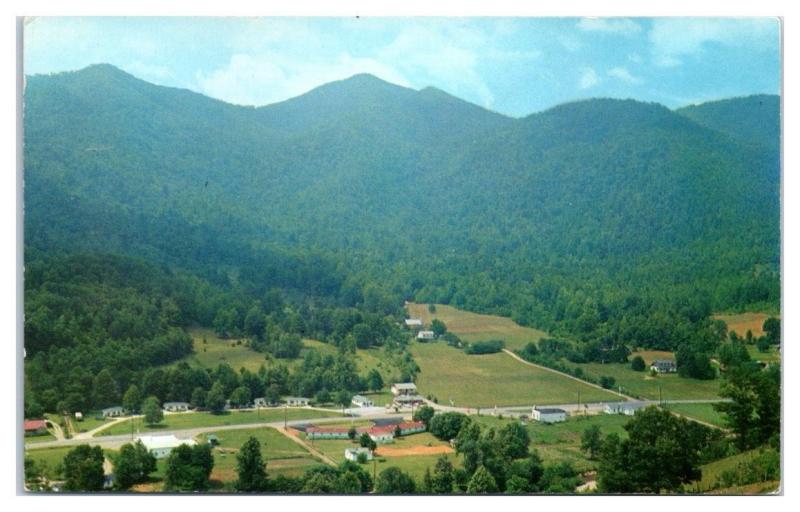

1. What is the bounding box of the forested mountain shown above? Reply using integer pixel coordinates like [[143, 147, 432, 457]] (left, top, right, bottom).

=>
[[24, 64, 780, 379]]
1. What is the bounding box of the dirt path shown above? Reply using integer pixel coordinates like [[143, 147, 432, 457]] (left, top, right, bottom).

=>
[[47, 419, 66, 441], [74, 416, 133, 440], [275, 427, 337, 467], [375, 445, 454, 457], [502, 349, 636, 401]]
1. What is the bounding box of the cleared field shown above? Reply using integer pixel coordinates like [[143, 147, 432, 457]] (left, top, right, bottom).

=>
[[746, 345, 781, 364], [472, 413, 631, 473], [713, 312, 775, 338], [571, 351, 722, 401], [693, 447, 777, 493], [664, 403, 727, 428], [407, 303, 548, 350], [197, 427, 322, 486], [98, 409, 341, 437], [411, 343, 618, 408]]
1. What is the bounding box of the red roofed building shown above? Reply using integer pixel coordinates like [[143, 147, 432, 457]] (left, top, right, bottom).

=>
[[24, 419, 48, 435], [305, 420, 426, 442]]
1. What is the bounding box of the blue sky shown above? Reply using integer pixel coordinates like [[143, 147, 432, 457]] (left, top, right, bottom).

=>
[[24, 17, 781, 117]]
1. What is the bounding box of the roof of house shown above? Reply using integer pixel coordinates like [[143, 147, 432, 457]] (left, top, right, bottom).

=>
[[405, 318, 423, 325], [24, 419, 47, 431], [102, 406, 124, 412], [392, 383, 417, 390], [534, 407, 567, 414], [138, 435, 196, 450], [285, 396, 310, 401], [163, 401, 190, 406], [652, 359, 676, 365], [345, 447, 372, 454], [417, 330, 435, 336], [393, 394, 423, 402]]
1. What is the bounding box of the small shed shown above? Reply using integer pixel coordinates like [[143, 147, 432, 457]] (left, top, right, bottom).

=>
[[74, 412, 83, 421], [345, 447, 373, 462], [532, 406, 567, 423]]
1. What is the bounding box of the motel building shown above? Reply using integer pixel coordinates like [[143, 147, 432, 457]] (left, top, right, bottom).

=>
[[138, 434, 197, 459]]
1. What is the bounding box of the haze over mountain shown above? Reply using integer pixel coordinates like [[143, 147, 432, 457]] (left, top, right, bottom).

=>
[[24, 64, 780, 338]]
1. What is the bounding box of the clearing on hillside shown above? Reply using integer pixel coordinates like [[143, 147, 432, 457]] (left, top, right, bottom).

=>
[[410, 342, 619, 408], [406, 303, 548, 350], [713, 312, 776, 338]]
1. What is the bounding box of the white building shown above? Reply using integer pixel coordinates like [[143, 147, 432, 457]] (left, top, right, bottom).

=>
[[101, 406, 126, 418], [138, 435, 197, 459], [344, 447, 373, 462], [532, 406, 567, 423], [417, 330, 436, 340], [285, 396, 310, 407], [351, 395, 374, 408], [404, 318, 423, 329], [604, 401, 648, 416], [163, 402, 190, 412], [369, 429, 395, 444], [391, 383, 418, 396]]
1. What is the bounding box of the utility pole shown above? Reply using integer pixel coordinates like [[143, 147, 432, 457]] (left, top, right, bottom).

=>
[[284, 405, 287, 430], [659, 385, 662, 405], [577, 391, 581, 414]]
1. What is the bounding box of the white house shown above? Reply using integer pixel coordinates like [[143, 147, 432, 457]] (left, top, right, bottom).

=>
[[404, 318, 423, 329], [254, 397, 275, 408], [391, 383, 418, 396], [351, 395, 374, 408], [138, 435, 197, 459], [417, 330, 436, 340], [285, 396, 310, 407], [650, 359, 677, 373], [344, 447, 373, 462], [163, 402, 190, 412], [604, 401, 648, 416], [368, 427, 395, 444], [101, 406, 126, 418], [532, 406, 567, 423]]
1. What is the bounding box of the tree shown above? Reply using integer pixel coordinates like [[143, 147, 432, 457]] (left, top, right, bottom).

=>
[[715, 364, 780, 450], [206, 381, 227, 414], [348, 426, 357, 440], [431, 319, 447, 337], [430, 412, 470, 440], [190, 387, 207, 409], [358, 432, 376, 451], [428, 304, 437, 313], [496, 422, 529, 459], [334, 471, 362, 494], [412, 405, 435, 429], [62, 444, 105, 491], [581, 425, 602, 460], [141, 396, 163, 426], [630, 355, 646, 372], [229, 386, 251, 409], [757, 337, 771, 353], [375, 467, 416, 493], [114, 440, 157, 490], [122, 384, 142, 414], [165, 444, 214, 491], [235, 436, 268, 492], [599, 375, 616, 389], [336, 390, 351, 413], [366, 369, 384, 392], [431, 455, 454, 493], [421, 468, 433, 493], [762, 317, 780, 345], [243, 304, 266, 339], [467, 465, 498, 494], [92, 369, 119, 408]]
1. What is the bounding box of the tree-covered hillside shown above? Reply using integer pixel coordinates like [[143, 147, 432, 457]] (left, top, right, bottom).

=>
[[24, 64, 780, 373]]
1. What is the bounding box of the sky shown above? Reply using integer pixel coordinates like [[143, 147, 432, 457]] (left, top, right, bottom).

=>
[[23, 17, 781, 117]]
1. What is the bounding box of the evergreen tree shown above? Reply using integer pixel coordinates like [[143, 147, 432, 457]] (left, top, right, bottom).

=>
[[122, 384, 142, 414], [235, 436, 268, 492], [141, 396, 163, 425], [467, 465, 498, 494]]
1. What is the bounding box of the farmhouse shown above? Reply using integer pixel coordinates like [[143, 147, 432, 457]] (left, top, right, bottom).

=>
[[345, 447, 373, 462], [24, 419, 48, 436], [391, 383, 418, 396], [404, 318, 423, 329], [351, 395, 374, 408], [417, 330, 436, 340], [532, 406, 567, 423], [138, 435, 197, 459], [650, 359, 677, 373], [285, 396, 310, 407], [604, 401, 648, 416], [101, 406, 126, 418], [163, 401, 190, 412]]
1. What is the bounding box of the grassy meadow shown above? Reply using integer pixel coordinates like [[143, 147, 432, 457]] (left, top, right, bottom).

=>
[[663, 403, 728, 428], [410, 342, 618, 408]]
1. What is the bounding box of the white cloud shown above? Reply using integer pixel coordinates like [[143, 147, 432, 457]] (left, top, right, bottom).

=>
[[579, 68, 601, 89], [608, 66, 643, 85], [649, 18, 779, 65], [577, 18, 642, 36]]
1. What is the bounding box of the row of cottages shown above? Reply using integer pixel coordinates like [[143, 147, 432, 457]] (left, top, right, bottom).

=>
[[532, 406, 567, 423], [345, 447, 373, 462], [24, 419, 48, 436], [650, 359, 677, 373], [138, 434, 196, 459], [604, 401, 649, 416], [306, 421, 426, 444], [351, 395, 374, 408]]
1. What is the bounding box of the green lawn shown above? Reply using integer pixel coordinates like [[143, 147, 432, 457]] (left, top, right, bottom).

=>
[[472, 413, 632, 472], [72, 413, 114, 434], [746, 345, 781, 364], [407, 303, 548, 351], [663, 403, 728, 428], [25, 446, 116, 481], [24, 432, 57, 444], [97, 409, 342, 437], [411, 342, 619, 408], [570, 352, 722, 401]]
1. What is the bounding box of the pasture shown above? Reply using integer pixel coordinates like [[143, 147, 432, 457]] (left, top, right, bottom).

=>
[[97, 409, 341, 437], [407, 303, 548, 350], [664, 403, 728, 428], [713, 312, 774, 338], [410, 342, 619, 408]]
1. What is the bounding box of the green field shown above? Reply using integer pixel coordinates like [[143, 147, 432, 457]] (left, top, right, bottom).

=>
[[570, 351, 722, 401], [664, 403, 728, 428], [196, 427, 322, 486], [411, 342, 619, 408], [693, 448, 777, 493], [24, 432, 57, 444], [472, 413, 631, 472], [72, 413, 114, 434], [746, 344, 781, 364], [407, 303, 548, 351], [98, 409, 342, 437], [25, 446, 116, 481]]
